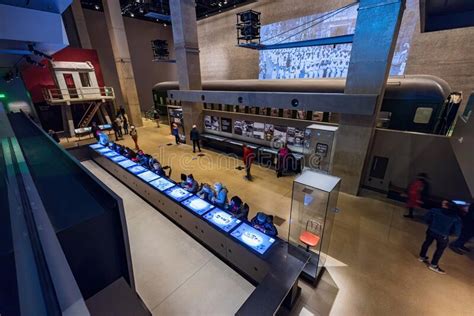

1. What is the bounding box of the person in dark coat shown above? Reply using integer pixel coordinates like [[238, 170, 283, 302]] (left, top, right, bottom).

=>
[[251, 212, 278, 237], [123, 115, 129, 135], [450, 203, 473, 254], [91, 122, 100, 141], [418, 200, 462, 274], [48, 129, 60, 143], [190, 125, 201, 153], [172, 123, 180, 145], [242, 144, 255, 181]]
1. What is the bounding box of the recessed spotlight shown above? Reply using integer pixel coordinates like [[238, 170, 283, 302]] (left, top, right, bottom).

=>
[[130, 13, 135, 17], [163, 23, 167, 27], [94, 4, 100, 10]]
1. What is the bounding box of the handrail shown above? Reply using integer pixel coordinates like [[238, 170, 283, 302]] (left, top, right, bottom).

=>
[[43, 86, 115, 103]]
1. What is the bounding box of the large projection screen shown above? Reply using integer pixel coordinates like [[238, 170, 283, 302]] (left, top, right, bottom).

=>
[[259, 1, 417, 79]]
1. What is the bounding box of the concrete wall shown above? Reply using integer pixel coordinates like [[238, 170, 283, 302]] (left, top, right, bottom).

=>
[[197, 0, 474, 111], [83, 9, 177, 112], [364, 129, 471, 199], [450, 104, 474, 197]]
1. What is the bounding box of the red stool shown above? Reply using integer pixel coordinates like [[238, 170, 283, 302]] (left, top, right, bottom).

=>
[[299, 231, 320, 251]]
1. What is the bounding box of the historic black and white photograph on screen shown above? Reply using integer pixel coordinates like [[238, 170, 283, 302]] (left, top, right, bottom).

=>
[[273, 125, 287, 145], [264, 123, 274, 141], [211, 116, 220, 131], [258, 1, 417, 80], [253, 122, 265, 140], [242, 121, 254, 138], [204, 115, 212, 130], [234, 120, 243, 135], [221, 118, 232, 133]]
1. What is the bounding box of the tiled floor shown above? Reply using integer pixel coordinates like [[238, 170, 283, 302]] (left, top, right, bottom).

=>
[[76, 120, 474, 316]]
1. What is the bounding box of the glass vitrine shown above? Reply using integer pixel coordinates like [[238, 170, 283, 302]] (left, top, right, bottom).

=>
[[289, 169, 340, 284]]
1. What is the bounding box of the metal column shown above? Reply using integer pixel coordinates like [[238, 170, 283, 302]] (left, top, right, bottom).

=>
[[333, 0, 405, 195]]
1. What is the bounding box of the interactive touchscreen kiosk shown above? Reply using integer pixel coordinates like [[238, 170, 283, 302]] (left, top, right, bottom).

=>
[[97, 147, 112, 154], [127, 165, 147, 175], [149, 178, 175, 191], [181, 196, 214, 215], [203, 208, 241, 232], [111, 155, 127, 163], [103, 151, 119, 158], [453, 200, 469, 206], [230, 223, 276, 255], [118, 159, 137, 168], [137, 170, 160, 183], [164, 186, 192, 202], [90, 143, 104, 149]]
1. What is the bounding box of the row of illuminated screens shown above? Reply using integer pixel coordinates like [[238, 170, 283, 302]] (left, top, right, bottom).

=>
[[90, 143, 276, 255]]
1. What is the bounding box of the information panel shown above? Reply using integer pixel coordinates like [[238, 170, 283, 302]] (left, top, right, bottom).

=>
[[111, 155, 127, 163], [149, 178, 175, 191], [90, 143, 104, 149], [203, 208, 241, 232], [127, 165, 147, 175], [164, 186, 192, 202], [230, 223, 276, 255], [181, 196, 215, 215], [118, 159, 137, 169], [103, 151, 119, 158], [137, 171, 160, 183], [97, 147, 112, 154]]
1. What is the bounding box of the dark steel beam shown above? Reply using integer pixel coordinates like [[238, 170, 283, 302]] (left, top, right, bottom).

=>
[[238, 34, 354, 50], [167, 90, 378, 115]]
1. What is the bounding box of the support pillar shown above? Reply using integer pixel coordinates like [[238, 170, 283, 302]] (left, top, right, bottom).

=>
[[103, 0, 143, 127], [70, 0, 92, 49], [170, 0, 203, 143], [333, 0, 405, 195], [61, 105, 75, 137]]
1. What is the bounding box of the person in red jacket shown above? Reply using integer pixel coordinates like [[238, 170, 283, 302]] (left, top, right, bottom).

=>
[[242, 144, 255, 181], [404, 173, 426, 218]]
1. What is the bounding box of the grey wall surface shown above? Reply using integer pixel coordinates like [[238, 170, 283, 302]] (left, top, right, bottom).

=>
[[83, 9, 177, 113], [197, 0, 474, 111], [450, 105, 474, 197], [365, 129, 471, 199]]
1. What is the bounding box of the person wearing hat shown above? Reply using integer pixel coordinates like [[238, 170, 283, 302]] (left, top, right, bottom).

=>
[[211, 182, 228, 209], [197, 183, 214, 202], [190, 124, 201, 153], [130, 125, 139, 150], [181, 174, 199, 193], [251, 212, 278, 237]]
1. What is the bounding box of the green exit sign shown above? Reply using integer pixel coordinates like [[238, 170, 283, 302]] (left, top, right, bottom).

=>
[[0, 93, 6, 99]]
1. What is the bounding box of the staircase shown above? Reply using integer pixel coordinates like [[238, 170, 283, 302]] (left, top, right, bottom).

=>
[[78, 101, 102, 128]]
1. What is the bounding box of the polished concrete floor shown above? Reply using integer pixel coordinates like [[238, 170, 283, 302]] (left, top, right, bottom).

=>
[[75, 120, 473, 316]]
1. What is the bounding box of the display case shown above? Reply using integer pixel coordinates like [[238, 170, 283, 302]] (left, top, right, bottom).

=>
[[288, 169, 340, 284]]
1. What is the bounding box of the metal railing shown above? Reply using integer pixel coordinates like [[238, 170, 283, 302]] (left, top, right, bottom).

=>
[[42, 86, 115, 104]]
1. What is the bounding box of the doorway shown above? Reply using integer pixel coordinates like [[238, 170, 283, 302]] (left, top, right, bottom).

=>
[[63, 73, 78, 98]]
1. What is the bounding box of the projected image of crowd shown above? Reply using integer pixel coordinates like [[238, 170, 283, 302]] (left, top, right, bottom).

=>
[[259, 45, 351, 79]]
